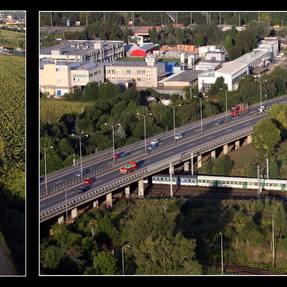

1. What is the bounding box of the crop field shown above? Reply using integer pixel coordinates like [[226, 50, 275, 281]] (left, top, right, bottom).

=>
[[0, 29, 25, 49], [0, 54, 25, 170]]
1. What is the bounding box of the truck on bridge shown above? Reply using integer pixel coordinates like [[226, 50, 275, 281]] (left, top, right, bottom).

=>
[[231, 103, 249, 117]]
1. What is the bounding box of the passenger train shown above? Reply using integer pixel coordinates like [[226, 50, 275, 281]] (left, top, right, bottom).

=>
[[145, 174, 287, 192]]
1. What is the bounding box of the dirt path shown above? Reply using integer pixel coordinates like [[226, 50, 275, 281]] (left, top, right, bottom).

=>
[[0, 232, 16, 275]]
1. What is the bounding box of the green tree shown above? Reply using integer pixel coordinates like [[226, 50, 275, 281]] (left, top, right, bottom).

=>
[[41, 246, 63, 271], [252, 118, 281, 156], [212, 155, 234, 175], [135, 233, 201, 275], [93, 251, 117, 275]]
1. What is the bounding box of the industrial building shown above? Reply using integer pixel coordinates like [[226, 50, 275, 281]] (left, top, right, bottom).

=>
[[105, 56, 165, 88], [40, 60, 105, 97], [40, 40, 125, 63], [198, 37, 279, 91], [130, 43, 159, 57]]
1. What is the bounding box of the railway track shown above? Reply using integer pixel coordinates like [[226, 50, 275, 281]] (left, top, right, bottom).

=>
[[223, 264, 285, 275], [143, 184, 284, 200]]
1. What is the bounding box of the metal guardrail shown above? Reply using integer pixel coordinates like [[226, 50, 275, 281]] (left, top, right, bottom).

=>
[[40, 126, 254, 222]]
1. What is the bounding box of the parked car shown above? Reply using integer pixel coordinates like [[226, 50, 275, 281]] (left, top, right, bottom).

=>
[[175, 133, 183, 140], [78, 185, 91, 193], [119, 161, 138, 174]]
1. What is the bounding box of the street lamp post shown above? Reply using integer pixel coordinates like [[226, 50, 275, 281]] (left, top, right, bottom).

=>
[[43, 145, 53, 192], [122, 244, 131, 275], [105, 123, 121, 163], [170, 104, 182, 142], [194, 89, 206, 135], [72, 131, 89, 180], [255, 78, 267, 107], [220, 88, 228, 125], [219, 232, 224, 275], [137, 112, 152, 151]]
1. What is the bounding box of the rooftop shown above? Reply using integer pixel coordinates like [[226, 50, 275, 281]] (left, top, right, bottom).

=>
[[40, 59, 104, 70], [40, 40, 124, 56], [216, 61, 248, 75], [160, 69, 202, 83], [235, 49, 269, 65]]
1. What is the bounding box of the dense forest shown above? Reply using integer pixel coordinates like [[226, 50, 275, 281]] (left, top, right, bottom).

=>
[[40, 197, 287, 274], [0, 55, 25, 274], [40, 65, 287, 175]]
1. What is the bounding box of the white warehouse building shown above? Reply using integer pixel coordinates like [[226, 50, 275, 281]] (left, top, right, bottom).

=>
[[198, 37, 279, 91]]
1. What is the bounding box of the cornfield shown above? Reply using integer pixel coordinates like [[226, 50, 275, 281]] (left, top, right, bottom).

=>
[[0, 54, 25, 170]]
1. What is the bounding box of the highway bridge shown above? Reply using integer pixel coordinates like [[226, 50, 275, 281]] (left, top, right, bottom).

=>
[[40, 95, 287, 223]]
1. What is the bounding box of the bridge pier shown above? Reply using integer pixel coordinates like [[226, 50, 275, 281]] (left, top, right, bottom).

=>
[[93, 200, 99, 208], [211, 150, 216, 159], [235, 140, 240, 150], [247, 134, 252, 144], [184, 161, 190, 172], [57, 215, 64, 224], [138, 179, 144, 198], [106, 192, 113, 208], [125, 186, 130, 198], [223, 144, 229, 155], [71, 207, 78, 220], [197, 155, 202, 169]]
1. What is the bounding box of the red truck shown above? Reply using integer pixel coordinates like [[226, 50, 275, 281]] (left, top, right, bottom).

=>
[[231, 103, 248, 117], [120, 161, 138, 174]]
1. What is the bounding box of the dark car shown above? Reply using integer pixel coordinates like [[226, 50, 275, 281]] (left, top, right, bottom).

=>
[[76, 168, 90, 177], [78, 185, 91, 193], [147, 142, 159, 151], [114, 151, 129, 160]]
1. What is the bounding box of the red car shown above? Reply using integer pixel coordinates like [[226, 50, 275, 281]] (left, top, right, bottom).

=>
[[119, 161, 138, 174], [83, 178, 93, 185]]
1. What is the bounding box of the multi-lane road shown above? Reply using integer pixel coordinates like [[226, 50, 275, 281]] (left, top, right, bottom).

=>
[[40, 95, 287, 215]]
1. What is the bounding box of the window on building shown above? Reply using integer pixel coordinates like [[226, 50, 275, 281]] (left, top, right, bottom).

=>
[[127, 70, 131, 74]]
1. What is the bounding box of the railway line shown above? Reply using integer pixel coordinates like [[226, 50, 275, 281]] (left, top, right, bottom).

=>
[[143, 184, 285, 200]]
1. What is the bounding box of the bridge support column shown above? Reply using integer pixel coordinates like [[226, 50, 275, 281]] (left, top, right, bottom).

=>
[[247, 134, 252, 144], [93, 200, 99, 208], [71, 208, 78, 220], [106, 192, 113, 208], [58, 216, 64, 224], [211, 150, 216, 159], [235, 140, 240, 150], [223, 144, 228, 155], [138, 179, 144, 198], [125, 186, 130, 198], [184, 161, 190, 172], [197, 155, 202, 169]]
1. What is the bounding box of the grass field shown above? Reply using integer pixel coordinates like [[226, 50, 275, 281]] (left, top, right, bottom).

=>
[[0, 29, 25, 49], [40, 98, 93, 123], [118, 56, 145, 62]]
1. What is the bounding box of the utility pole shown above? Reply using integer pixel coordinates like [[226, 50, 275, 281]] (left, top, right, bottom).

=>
[[219, 232, 224, 275], [190, 12, 193, 26], [86, 13, 88, 26], [50, 12, 53, 28], [219, 12, 222, 25], [272, 214, 275, 270], [191, 151, 194, 176], [266, 155, 269, 179], [220, 88, 228, 126], [169, 162, 173, 198], [257, 164, 261, 197], [238, 12, 241, 27], [64, 188, 68, 220]]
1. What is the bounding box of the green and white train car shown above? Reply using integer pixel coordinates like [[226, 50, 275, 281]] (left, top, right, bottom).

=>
[[147, 174, 287, 192]]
